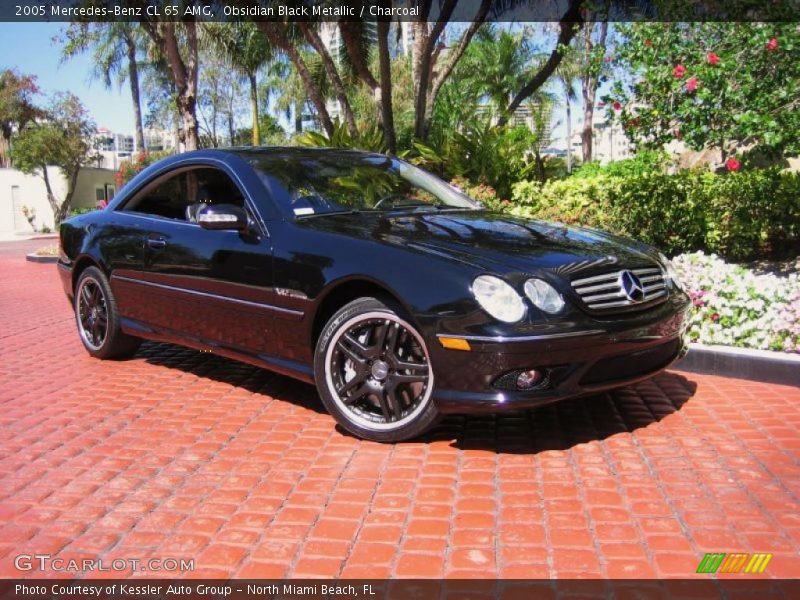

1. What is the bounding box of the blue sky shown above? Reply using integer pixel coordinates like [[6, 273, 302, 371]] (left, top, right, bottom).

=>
[[0, 22, 134, 133]]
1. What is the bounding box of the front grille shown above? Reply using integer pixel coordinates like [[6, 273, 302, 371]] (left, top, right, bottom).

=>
[[580, 338, 681, 386], [571, 267, 667, 312]]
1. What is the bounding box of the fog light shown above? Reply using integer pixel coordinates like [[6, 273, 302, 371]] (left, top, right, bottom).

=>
[[516, 369, 543, 389]]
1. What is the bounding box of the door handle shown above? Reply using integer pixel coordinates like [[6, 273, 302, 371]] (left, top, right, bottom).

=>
[[147, 237, 166, 250]]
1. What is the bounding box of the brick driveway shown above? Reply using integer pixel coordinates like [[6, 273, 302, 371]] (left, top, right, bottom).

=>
[[1, 242, 799, 580]]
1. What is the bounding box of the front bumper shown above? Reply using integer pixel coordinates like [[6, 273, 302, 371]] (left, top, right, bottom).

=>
[[429, 298, 690, 414]]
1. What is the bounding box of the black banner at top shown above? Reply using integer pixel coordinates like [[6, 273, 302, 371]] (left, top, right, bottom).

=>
[[2, 0, 800, 23]]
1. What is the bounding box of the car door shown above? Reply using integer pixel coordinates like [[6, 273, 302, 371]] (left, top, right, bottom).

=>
[[114, 164, 282, 356]]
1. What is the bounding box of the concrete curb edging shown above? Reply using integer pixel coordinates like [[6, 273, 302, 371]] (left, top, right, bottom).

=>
[[25, 253, 59, 263], [674, 343, 800, 387]]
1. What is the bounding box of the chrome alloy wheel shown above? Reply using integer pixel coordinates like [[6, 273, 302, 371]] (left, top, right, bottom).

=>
[[76, 276, 108, 351], [324, 311, 433, 431]]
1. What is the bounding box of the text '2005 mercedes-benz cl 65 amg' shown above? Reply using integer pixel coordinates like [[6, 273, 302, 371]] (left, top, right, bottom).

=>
[[58, 148, 690, 442]]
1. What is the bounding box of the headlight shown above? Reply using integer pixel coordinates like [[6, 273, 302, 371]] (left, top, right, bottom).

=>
[[658, 253, 683, 291], [471, 275, 527, 323], [524, 278, 565, 314]]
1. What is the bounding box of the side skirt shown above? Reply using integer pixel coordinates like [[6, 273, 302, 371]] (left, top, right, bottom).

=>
[[120, 317, 315, 385]]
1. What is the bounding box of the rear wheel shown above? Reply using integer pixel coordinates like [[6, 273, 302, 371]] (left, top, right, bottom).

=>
[[314, 297, 439, 442], [74, 266, 140, 359]]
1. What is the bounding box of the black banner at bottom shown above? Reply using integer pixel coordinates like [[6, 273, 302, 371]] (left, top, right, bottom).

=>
[[2, 579, 799, 600]]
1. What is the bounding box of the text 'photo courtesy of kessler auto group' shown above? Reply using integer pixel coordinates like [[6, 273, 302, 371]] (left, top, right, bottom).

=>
[[0, 2, 799, 600]]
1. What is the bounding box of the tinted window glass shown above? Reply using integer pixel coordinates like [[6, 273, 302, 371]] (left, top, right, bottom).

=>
[[242, 153, 480, 217], [122, 167, 245, 221]]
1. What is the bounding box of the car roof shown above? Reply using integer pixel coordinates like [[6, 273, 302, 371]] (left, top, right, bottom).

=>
[[196, 146, 389, 162]]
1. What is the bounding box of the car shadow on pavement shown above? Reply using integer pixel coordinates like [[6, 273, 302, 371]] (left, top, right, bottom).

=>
[[138, 341, 328, 415], [137, 342, 697, 452], [424, 371, 698, 454]]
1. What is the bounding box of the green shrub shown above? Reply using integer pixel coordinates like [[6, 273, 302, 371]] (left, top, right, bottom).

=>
[[571, 151, 670, 179], [70, 207, 97, 217], [508, 167, 800, 261]]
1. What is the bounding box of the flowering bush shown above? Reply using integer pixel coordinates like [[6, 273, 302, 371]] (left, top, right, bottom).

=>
[[115, 150, 173, 189], [673, 252, 800, 353], [450, 176, 508, 212]]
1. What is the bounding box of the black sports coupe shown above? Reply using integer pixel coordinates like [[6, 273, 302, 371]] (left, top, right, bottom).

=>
[[58, 148, 690, 442]]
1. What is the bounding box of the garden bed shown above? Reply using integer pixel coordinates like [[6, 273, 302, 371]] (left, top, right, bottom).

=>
[[674, 251, 799, 353]]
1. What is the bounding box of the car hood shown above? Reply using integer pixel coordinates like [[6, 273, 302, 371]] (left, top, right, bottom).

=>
[[303, 210, 660, 274]]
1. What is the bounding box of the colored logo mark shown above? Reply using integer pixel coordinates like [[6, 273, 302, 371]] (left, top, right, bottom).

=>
[[696, 552, 772, 574]]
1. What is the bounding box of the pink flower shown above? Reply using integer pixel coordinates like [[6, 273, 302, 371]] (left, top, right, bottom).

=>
[[612, 101, 622, 111], [673, 64, 686, 78], [711, 313, 720, 322], [597, 101, 605, 108], [707, 52, 720, 65], [725, 158, 741, 172], [686, 77, 699, 92], [766, 37, 778, 51], [644, 39, 653, 48]]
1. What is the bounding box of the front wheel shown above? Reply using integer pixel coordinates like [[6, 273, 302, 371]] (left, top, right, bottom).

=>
[[314, 297, 439, 442]]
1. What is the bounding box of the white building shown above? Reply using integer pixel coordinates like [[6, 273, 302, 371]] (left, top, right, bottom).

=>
[[143, 128, 179, 153], [568, 114, 634, 164], [93, 128, 136, 170], [0, 166, 117, 235]]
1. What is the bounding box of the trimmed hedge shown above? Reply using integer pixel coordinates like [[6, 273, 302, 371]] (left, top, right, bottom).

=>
[[508, 167, 800, 260]]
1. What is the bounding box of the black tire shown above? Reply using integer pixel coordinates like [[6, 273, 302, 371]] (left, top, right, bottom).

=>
[[314, 297, 440, 442], [74, 266, 141, 359]]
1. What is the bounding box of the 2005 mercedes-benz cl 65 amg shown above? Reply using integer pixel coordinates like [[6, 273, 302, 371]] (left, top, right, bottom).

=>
[[58, 148, 690, 442]]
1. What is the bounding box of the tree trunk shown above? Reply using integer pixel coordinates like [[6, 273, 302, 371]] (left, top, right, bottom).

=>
[[580, 20, 608, 164], [298, 23, 358, 138], [60, 166, 81, 224], [498, 3, 583, 127], [126, 33, 145, 154], [535, 151, 546, 183], [257, 23, 333, 136], [412, 0, 459, 140], [249, 72, 260, 146], [411, 22, 430, 140], [0, 132, 10, 168], [41, 165, 59, 222], [376, 20, 395, 154], [142, 21, 200, 151], [565, 94, 573, 172], [295, 101, 303, 133], [422, 0, 492, 139]]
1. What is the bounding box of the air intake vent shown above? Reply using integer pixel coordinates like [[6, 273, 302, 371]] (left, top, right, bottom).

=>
[[571, 267, 667, 312]]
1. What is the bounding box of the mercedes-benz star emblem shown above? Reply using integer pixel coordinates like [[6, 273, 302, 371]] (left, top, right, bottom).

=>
[[618, 270, 646, 303]]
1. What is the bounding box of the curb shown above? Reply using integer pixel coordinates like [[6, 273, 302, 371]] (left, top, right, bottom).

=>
[[674, 343, 800, 387], [25, 253, 59, 264]]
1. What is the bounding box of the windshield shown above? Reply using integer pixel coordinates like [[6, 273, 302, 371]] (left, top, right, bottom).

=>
[[242, 152, 482, 217]]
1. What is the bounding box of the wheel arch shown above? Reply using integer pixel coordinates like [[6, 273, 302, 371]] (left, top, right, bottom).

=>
[[310, 277, 416, 350], [71, 255, 105, 292]]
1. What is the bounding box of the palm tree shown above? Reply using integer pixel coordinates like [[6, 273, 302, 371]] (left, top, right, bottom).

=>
[[202, 22, 275, 146], [62, 22, 146, 152], [555, 53, 581, 172], [462, 25, 534, 118], [527, 90, 559, 182]]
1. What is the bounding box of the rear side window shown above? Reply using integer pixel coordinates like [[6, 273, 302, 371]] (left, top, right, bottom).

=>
[[120, 167, 245, 221]]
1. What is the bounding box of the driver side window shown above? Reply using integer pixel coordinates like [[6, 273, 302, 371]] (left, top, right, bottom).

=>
[[121, 167, 246, 222]]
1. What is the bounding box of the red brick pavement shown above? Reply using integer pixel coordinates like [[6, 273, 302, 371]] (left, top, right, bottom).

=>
[[1, 244, 799, 580]]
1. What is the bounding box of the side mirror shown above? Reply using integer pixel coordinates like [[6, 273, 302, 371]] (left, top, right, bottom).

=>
[[196, 203, 248, 231]]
